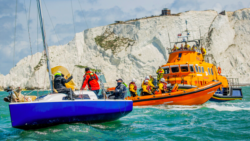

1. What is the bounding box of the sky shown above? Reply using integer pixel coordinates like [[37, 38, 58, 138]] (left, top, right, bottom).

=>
[[0, 0, 250, 75]]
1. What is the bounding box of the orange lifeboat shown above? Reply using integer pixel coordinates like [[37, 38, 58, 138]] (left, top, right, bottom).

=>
[[126, 81, 221, 106]]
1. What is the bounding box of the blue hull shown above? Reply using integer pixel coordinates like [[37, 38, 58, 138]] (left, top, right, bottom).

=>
[[209, 98, 229, 102], [9, 100, 133, 129]]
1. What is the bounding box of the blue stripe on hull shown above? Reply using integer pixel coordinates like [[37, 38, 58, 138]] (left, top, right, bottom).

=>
[[209, 98, 231, 102], [9, 101, 133, 129]]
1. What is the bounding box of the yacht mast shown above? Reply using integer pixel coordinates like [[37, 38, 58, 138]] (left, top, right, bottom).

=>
[[37, 0, 54, 93]]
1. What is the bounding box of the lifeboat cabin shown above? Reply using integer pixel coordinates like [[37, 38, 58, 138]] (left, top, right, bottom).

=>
[[162, 42, 243, 102]]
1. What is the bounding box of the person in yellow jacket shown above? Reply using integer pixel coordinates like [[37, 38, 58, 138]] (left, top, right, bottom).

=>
[[191, 44, 197, 51], [129, 78, 137, 97], [158, 78, 168, 93], [141, 76, 155, 88], [156, 66, 164, 82], [142, 80, 152, 96], [172, 45, 179, 51], [184, 42, 190, 50], [201, 47, 206, 58]]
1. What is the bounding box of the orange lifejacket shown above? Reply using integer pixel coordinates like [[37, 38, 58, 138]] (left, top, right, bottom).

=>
[[107, 87, 116, 92], [218, 67, 221, 75]]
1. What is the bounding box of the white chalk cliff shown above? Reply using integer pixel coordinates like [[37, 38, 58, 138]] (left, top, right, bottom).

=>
[[1, 8, 250, 89]]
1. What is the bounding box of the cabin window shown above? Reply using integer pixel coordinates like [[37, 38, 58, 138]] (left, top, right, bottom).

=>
[[181, 66, 189, 72], [163, 67, 170, 74], [171, 67, 179, 73], [208, 68, 210, 75], [211, 68, 214, 75], [190, 65, 194, 72], [202, 67, 204, 73], [195, 66, 198, 72], [198, 66, 201, 73]]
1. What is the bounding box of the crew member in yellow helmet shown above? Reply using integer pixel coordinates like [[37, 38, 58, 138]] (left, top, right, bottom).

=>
[[158, 78, 168, 93], [142, 80, 152, 96], [141, 76, 155, 88]]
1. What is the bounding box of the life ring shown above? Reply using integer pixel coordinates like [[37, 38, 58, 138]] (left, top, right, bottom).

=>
[[171, 84, 179, 92], [218, 67, 222, 75]]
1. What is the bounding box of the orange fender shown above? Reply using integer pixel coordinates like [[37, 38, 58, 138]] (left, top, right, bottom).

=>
[[107, 87, 116, 92], [154, 89, 162, 95]]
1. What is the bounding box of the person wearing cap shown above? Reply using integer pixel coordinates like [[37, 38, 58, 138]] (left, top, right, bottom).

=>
[[54, 71, 77, 99], [141, 80, 152, 96], [191, 44, 197, 51], [114, 78, 127, 99], [158, 78, 168, 93], [156, 66, 164, 83], [81, 67, 101, 99], [129, 78, 137, 97]]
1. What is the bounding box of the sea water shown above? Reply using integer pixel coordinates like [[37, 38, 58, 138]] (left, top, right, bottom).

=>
[[0, 87, 250, 140]]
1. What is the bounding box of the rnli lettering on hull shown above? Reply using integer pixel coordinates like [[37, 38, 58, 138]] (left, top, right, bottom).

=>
[[207, 91, 215, 94], [196, 74, 202, 76], [163, 101, 173, 104], [205, 71, 208, 76]]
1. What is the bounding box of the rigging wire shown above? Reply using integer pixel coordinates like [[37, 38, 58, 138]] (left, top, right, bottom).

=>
[[70, 0, 76, 35], [24, 0, 33, 56], [13, 0, 18, 68], [77, 0, 89, 29], [43, 0, 61, 45]]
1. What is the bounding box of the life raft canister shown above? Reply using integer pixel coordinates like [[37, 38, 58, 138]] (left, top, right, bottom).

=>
[[218, 67, 222, 75]]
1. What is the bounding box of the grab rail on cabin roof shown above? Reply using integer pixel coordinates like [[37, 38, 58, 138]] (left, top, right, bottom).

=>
[[227, 78, 240, 88], [167, 47, 202, 54]]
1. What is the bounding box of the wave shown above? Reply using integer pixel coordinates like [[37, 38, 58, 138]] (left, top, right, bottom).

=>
[[133, 101, 250, 111], [205, 102, 250, 111]]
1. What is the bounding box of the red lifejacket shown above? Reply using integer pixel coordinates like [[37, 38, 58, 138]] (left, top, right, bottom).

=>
[[129, 82, 137, 90], [81, 71, 100, 90], [163, 83, 167, 90], [146, 85, 151, 91]]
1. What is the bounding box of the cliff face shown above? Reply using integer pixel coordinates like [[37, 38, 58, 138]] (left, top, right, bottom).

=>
[[0, 9, 249, 89]]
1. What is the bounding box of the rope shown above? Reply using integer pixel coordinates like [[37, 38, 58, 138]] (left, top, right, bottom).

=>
[[24, 0, 33, 56], [42, 0, 61, 45], [70, 0, 76, 35], [77, 0, 89, 29], [42, 0, 73, 85], [13, 0, 18, 68]]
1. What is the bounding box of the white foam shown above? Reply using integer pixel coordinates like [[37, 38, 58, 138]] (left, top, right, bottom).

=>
[[135, 105, 202, 111], [205, 103, 250, 111], [133, 102, 250, 111]]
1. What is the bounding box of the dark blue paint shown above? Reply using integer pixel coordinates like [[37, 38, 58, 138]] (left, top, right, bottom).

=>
[[178, 53, 182, 58], [9, 100, 133, 129], [209, 98, 229, 102]]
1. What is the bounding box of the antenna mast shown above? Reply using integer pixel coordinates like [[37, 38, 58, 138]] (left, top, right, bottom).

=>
[[37, 0, 54, 93]]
